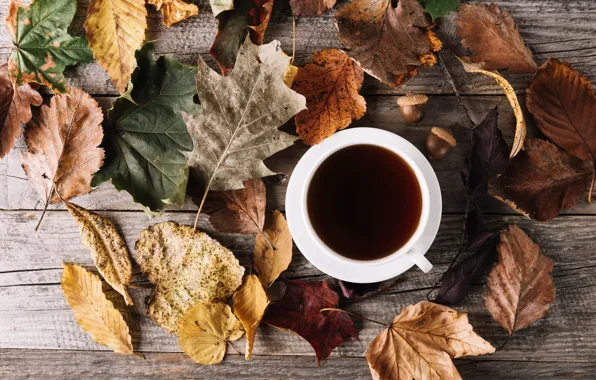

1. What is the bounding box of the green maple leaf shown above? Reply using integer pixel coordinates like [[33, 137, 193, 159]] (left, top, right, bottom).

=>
[[92, 43, 200, 215], [423, 0, 460, 20], [5, 0, 93, 93]]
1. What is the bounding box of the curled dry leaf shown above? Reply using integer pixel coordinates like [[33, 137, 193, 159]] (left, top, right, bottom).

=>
[[293, 49, 366, 146], [456, 3, 537, 74], [61, 264, 135, 355], [135, 221, 244, 334], [526, 58, 596, 201], [85, 0, 147, 94], [0, 64, 42, 158], [233, 275, 270, 360], [66, 202, 133, 305], [148, 0, 199, 28], [367, 301, 495, 380], [263, 280, 358, 364], [485, 225, 556, 335], [290, 0, 336, 16], [254, 210, 293, 287], [178, 301, 244, 365], [335, 0, 441, 87], [489, 139, 592, 222]]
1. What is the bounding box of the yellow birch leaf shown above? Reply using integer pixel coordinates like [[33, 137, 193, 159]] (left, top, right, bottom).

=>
[[148, 0, 199, 28], [178, 301, 244, 365], [85, 0, 147, 94], [233, 275, 270, 360], [61, 263, 135, 355], [254, 210, 293, 287]]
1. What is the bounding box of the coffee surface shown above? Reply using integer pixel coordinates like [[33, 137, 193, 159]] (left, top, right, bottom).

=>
[[307, 144, 423, 260]]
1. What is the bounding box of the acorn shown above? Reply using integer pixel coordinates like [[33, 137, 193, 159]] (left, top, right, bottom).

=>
[[425, 127, 456, 160], [397, 92, 428, 123]]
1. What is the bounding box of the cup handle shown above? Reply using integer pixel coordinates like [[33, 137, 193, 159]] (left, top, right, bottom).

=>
[[406, 250, 433, 273]]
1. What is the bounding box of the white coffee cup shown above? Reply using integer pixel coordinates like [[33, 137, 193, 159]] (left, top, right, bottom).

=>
[[286, 128, 442, 283]]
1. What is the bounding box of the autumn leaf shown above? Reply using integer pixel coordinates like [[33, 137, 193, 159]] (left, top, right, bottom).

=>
[[489, 139, 592, 222], [84, 0, 147, 94], [148, 0, 199, 28], [367, 301, 495, 380], [254, 211, 293, 287], [61, 264, 135, 355], [21, 88, 104, 221], [233, 275, 270, 360], [263, 280, 358, 363], [92, 43, 199, 215], [0, 64, 42, 158], [178, 301, 244, 365], [423, 0, 459, 21], [66, 202, 133, 305], [292, 49, 366, 145], [210, 0, 274, 75], [335, 0, 441, 87], [290, 0, 336, 16], [456, 3, 537, 74], [485, 225, 556, 335], [5, 0, 94, 93], [526, 58, 596, 201], [465, 206, 498, 253], [135, 221, 244, 334], [209, 0, 234, 17], [185, 38, 305, 221]]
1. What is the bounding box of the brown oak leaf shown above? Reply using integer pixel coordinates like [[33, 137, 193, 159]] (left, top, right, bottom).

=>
[[254, 210, 293, 287], [293, 49, 366, 145], [290, 0, 336, 16], [485, 225, 556, 335], [456, 3, 537, 73], [489, 139, 592, 222], [0, 64, 42, 158], [262, 280, 358, 363], [335, 0, 441, 87], [526, 58, 596, 200]]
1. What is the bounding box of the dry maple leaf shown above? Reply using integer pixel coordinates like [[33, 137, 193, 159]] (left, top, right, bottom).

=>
[[293, 49, 366, 145], [233, 274, 270, 360], [254, 210, 293, 287], [178, 301, 244, 365], [61, 263, 136, 355], [263, 280, 358, 364], [485, 225, 556, 335], [335, 0, 441, 87], [290, 0, 336, 16], [0, 64, 42, 158], [456, 3, 537, 74], [526, 58, 596, 201], [148, 0, 198, 28], [85, 0, 147, 94], [367, 301, 495, 380], [135, 221, 244, 334], [66, 202, 133, 305]]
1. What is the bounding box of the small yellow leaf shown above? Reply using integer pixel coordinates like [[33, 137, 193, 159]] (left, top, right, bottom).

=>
[[148, 0, 199, 28], [178, 301, 244, 365], [233, 275, 270, 360], [61, 264, 135, 355], [254, 210, 293, 287], [284, 64, 298, 88]]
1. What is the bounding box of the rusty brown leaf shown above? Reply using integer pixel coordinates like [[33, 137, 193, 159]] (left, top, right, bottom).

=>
[[254, 210, 293, 287], [290, 0, 336, 16]]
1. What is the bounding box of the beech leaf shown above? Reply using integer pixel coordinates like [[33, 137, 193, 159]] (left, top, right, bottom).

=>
[[148, 0, 199, 28], [178, 301, 244, 365], [263, 280, 358, 364], [367, 301, 495, 380], [254, 210, 293, 287], [61, 264, 135, 355], [335, 0, 442, 87], [290, 0, 336, 16], [485, 225, 556, 335], [489, 139, 592, 222], [5, 0, 94, 93], [134, 221, 244, 334], [232, 274, 270, 360], [0, 63, 42, 158], [456, 3, 537, 74], [293, 49, 366, 146], [424, 0, 459, 21]]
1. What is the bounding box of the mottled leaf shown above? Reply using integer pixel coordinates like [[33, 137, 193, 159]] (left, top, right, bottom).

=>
[[290, 0, 336, 16], [233, 275, 270, 360], [254, 210, 293, 287], [148, 0, 198, 28]]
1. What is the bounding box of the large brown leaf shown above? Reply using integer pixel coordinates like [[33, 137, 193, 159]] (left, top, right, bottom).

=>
[[335, 0, 441, 87], [526, 58, 596, 200], [489, 139, 592, 222], [0, 64, 42, 158], [21, 88, 104, 207], [456, 3, 537, 73], [367, 301, 495, 380], [293, 49, 366, 145], [290, 0, 336, 16], [254, 210, 293, 287], [485, 225, 555, 335]]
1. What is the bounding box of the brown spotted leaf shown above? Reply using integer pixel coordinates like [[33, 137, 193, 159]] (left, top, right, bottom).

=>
[[290, 0, 336, 16], [148, 0, 198, 28], [254, 210, 293, 287]]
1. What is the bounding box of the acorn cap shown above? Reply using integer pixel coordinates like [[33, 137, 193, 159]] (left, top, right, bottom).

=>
[[430, 127, 456, 147], [397, 93, 428, 106]]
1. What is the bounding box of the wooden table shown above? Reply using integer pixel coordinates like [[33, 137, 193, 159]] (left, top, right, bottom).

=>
[[1, 0, 595, 378]]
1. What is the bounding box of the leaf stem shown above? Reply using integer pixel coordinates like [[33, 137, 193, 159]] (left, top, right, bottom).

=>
[[0, 174, 28, 181], [589, 169, 595, 203], [227, 340, 242, 355], [133, 351, 145, 359], [258, 230, 277, 252], [0, 46, 14, 49], [438, 53, 475, 127], [193, 188, 209, 231], [291, 16, 296, 65], [320, 308, 389, 327]]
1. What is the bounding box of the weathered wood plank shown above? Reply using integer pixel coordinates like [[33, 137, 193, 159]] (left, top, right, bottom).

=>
[[0, 0, 594, 96]]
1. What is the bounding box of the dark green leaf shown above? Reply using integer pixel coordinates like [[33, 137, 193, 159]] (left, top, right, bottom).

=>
[[423, 0, 460, 21]]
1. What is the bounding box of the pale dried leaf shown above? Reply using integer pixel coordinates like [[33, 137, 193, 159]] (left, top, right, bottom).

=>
[[254, 210, 293, 287], [233, 275, 270, 360], [148, 0, 198, 28], [210, 0, 234, 17]]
